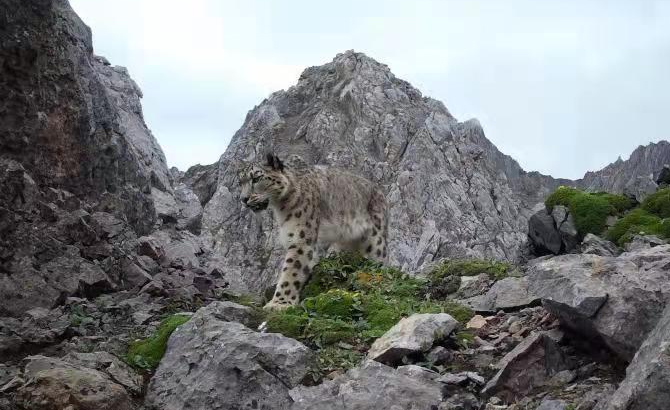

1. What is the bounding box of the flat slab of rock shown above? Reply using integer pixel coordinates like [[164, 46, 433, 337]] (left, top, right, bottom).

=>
[[367, 313, 458, 365], [63, 351, 143, 396], [289, 360, 444, 410], [14, 355, 134, 410], [527, 245, 670, 360], [580, 233, 618, 257], [145, 304, 315, 410], [596, 304, 670, 410], [460, 277, 539, 313], [482, 332, 567, 401], [537, 399, 569, 410]]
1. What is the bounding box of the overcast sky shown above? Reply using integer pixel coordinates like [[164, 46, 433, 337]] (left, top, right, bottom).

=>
[[70, 0, 669, 179]]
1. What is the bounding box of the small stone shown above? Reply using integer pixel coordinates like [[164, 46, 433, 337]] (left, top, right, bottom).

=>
[[467, 315, 488, 329], [426, 346, 453, 365], [546, 369, 576, 387], [507, 321, 522, 334], [368, 313, 458, 365], [536, 398, 569, 410]]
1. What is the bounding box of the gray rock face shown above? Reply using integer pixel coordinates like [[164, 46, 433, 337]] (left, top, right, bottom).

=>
[[597, 304, 670, 410], [289, 360, 444, 410], [577, 141, 670, 196], [0, 0, 171, 234], [527, 245, 670, 360], [460, 277, 538, 313], [580, 233, 619, 257], [145, 304, 315, 410], [481, 332, 567, 401], [199, 50, 569, 293], [367, 313, 458, 364], [0, 0, 191, 319]]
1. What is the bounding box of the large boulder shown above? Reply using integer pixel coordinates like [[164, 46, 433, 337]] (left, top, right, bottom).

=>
[[367, 313, 459, 365], [528, 204, 580, 255], [289, 360, 444, 410], [596, 304, 670, 410], [527, 245, 670, 360], [145, 304, 315, 410], [13, 355, 134, 410], [528, 205, 563, 255]]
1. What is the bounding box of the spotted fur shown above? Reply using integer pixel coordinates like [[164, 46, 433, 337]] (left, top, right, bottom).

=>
[[239, 154, 389, 310]]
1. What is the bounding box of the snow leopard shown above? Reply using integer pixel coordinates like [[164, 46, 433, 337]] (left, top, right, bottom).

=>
[[239, 154, 388, 310]]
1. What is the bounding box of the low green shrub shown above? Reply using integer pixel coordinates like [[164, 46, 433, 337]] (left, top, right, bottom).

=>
[[641, 188, 670, 218], [606, 208, 670, 246], [545, 186, 635, 237]]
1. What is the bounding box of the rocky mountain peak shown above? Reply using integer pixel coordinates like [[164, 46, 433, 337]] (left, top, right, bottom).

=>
[[201, 51, 568, 294]]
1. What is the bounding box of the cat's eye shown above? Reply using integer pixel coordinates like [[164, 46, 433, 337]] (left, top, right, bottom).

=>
[[252, 175, 261, 183]]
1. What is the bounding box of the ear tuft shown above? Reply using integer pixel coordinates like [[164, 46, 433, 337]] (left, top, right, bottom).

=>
[[265, 153, 284, 171]]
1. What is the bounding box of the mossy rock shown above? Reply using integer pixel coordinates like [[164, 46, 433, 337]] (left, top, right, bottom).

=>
[[126, 314, 190, 370], [545, 186, 635, 237]]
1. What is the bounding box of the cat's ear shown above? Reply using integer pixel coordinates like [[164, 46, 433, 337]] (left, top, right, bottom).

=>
[[265, 153, 284, 171]]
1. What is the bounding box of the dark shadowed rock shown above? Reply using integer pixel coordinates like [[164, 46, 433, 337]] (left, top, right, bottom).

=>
[[596, 304, 670, 410], [481, 332, 567, 401], [145, 304, 315, 410], [552, 205, 579, 251], [528, 205, 563, 255], [527, 245, 670, 360], [289, 360, 444, 410], [657, 165, 670, 187]]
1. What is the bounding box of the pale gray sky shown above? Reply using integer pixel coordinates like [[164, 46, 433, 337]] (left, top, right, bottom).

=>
[[70, 0, 670, 179]]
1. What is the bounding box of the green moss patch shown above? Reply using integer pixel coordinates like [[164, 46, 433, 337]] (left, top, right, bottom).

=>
[[545, 186, 635, 237], [126, 314, 190, 370], [265, 252, 474, 374]]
